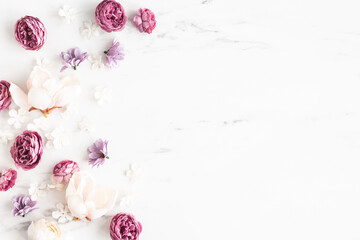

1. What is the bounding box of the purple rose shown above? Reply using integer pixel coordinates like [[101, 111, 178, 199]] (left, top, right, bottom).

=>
[[14, 16, 47, 51], [0, 168, 17, 192], [110, 213, 142, 240], [53, 160, 79, 183], [0, 81, 11, 112], [133, 8, 156, 34], [10, 131, 43, 171], [95, 0, 127, 33]]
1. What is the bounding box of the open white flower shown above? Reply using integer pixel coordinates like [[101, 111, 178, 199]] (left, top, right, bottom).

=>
[[0, 127, 15, 144], [27, 116, 49, 132], [78, 117, 96, 132], [45, 127, 70, 149], [8, 108, 28, 129], [52, 203, 73, 224], [94, 86, 112, 105], [80, 20, 100, 39], [66, 171, 117, 220], [9, 66, 81, 116], [28, 219, 62, 240], [58, 5, 76, 23], [88, 54, 105, 70], [29, 183, 48, 201]]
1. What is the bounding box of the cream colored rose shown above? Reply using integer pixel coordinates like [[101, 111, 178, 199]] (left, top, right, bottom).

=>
[[66, 171, 117, 220], [27, 219, 62, 240]]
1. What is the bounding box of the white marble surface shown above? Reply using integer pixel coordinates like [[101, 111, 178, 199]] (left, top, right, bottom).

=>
[[1, 0, 360, 239]]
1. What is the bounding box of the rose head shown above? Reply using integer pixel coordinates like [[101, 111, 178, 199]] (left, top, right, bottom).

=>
[[0, 168, 17, 191], [15, 16, 47, 51], [95, 0, 127, 32], [133, 8, 156, 34], [0, 80, 11, 112], [110, 213, 142, 240], [10, 131, 43, 170], [53, 160, 79, 183]]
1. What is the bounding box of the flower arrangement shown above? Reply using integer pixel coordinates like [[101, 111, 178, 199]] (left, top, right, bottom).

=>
[[1, 1, 154, 239]]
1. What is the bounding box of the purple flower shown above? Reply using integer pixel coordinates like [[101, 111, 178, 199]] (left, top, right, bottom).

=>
[[104, 41, 124, 67], [110, 213, 142, 240], [60, 48, 88, 72], [133, 8, 156, 34], [10, 131, 43, 171], [53, 160, 80, 183], [95, 0, 127, 33], [88, 139, 109, 167], [14, 16, 46, 51], [0, 81, 11, 112], [12, 195, 37, 217], [0, 169, 17, 192]]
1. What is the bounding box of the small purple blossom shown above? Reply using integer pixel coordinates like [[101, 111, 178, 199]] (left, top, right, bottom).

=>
[[88, 139, 109, 167], [60, 47, 88, 72], [104, 40, 124, 68], [12, 195, 37, 217]]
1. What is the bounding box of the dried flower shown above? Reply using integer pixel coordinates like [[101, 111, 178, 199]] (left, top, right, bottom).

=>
[[94, 86, 112, 105], [9, 66, 81, 116], [36, 57, 52, 69], [45, 127, 70, 149], [58, 5, 76, 23], [133, 8, 156, 34], [88, 139, 109, 167], [29, 182, 47, 201], [0, 81, 11, 111], [0, 127, 15, 144], [66, 171, 117, 220], [27, 116, 49, 132], [53, 160, 79, 183], [0, 168, 17, 192], [60, 47, 88, 72], [80, 20, 100, 39], [88, 54, 105, 70], [14, 16, 46, 51], [28, 219, 62, 240], [105, 40, 124, 67], [11, 130, 43, 171], [52, 203, 73, 224], [110, 213, 142, 240], [12, 195, 37, 217], [95, 0, 127, 33], [8, 108, 28, 129]]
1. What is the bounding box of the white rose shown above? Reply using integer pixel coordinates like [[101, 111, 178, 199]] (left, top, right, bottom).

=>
[[66, 171, 117, 220], [27, 219, 62, 240]]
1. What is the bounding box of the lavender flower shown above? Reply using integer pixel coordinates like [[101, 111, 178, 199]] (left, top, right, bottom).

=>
[[12, 195, 37, 217], [88, 139, 109, 167], [60, 47, 88, 72], [104, 40, 124, 67]]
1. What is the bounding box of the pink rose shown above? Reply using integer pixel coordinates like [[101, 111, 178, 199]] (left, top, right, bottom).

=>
[[15, 16, 47, 51], [110, 213, 142, 240], [10, 131, 43, 170], [53, 160, 79, 183], [0, 168, 17, 191], [0, 81, 11, 112], [95, 0, 127, 32], [133, 8, 156, 34]]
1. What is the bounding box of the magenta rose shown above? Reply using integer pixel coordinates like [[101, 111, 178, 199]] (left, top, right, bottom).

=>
[[0, 168, 17, 191], [110, 213, 142, 240], [15, 16, 47, 51], [10, 131, 43, 170], [95, 0, 127, 32], [53, 160, 80, 183], [0, 81, 11, 112], [133, 8, 156, 34]]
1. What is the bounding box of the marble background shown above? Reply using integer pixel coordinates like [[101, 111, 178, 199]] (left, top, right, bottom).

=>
[[1, 0, 360, 239]]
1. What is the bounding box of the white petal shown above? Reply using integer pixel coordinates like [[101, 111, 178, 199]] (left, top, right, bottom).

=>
[[52, 211, 62, 219], [27, 66, 52, 90], [9, 84, 29, 109], [67, 195, 88, 219], [53, 86, 81, 107], [28, 88, 53, 110], [86, 187, 117, 219], [42, 78, 63, 96]]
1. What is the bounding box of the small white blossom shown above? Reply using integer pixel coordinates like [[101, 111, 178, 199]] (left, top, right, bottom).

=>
[[27, 116, 49, 132], [29, 183, 48, 201], [0, 127, 14, 144], [45, 127, 70, 149], [94, 86, 112, 105], [125, 163, 143, 182], [52, 203, 73, 224], [58, 5, 77, 23], [119, 194, 135, 208], [8, 109, 28, 129], [80, 20, 100, 39], [47, 176, 65, 191], [61, 104, 78, 120], [88, 54, 105, 70], [78, 117, 96, 132], [36, 58, 52, 69]]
